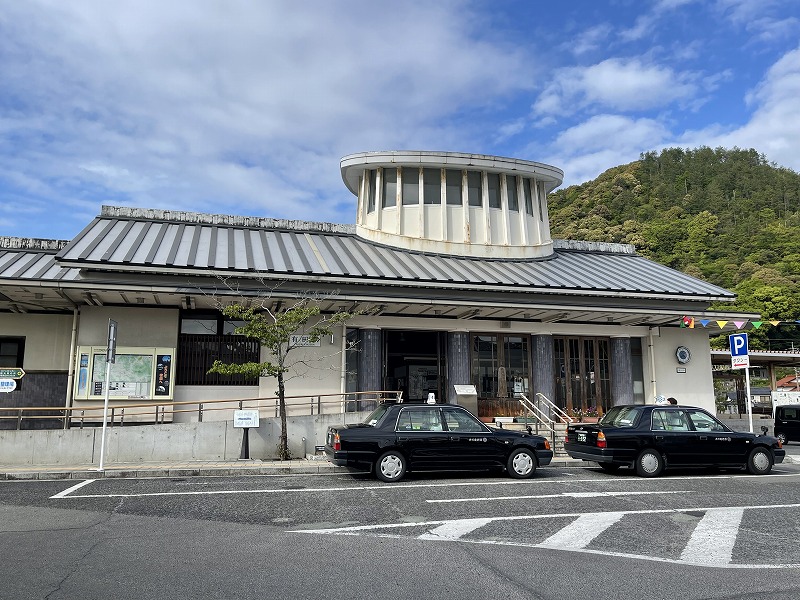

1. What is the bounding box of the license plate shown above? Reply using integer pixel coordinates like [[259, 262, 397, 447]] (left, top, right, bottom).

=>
[[577, 432, 587, 442]]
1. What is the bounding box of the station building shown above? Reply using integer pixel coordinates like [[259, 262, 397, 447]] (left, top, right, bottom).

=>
[[0, 151, 755, 424]]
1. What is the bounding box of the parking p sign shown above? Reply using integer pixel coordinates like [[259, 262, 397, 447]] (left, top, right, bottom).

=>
[[729, 333, 749, 369]]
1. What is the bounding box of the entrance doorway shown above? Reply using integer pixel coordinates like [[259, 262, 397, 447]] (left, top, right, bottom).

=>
[[554, 337, 611, 416], [471, 334, 531, 417], [384, 330, 444, 401]]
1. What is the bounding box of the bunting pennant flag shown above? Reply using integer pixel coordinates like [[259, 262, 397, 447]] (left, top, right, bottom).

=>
[[677, 317, 799, 330]]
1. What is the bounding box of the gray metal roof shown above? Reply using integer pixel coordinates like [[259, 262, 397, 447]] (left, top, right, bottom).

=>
[[54, 212, 734, 302]]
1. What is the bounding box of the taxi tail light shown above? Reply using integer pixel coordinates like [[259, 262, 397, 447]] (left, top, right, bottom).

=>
[[332, 433, 341, 451], [776, 439, 782, 449], [596, 431, 607, 449], [544, 439, 551, 450]]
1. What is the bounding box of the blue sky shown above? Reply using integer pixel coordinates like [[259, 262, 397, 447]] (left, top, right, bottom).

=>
[[1, 0, 799, 240]]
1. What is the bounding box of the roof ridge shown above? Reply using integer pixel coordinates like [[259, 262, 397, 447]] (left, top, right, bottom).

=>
[[100, 205, 356, 235], [0, 237, 69, 251], [552, 239, 636, 254]]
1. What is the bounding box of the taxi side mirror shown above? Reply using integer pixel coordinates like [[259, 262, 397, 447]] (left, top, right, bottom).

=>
[[760, 425, 768, 435]]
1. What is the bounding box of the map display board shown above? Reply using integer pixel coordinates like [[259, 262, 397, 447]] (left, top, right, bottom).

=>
[[73, 346, 175, 400]]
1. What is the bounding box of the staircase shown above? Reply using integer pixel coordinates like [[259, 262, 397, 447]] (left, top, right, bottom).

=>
[[495, 419, 569, 456], [492, 393, 572, 456]]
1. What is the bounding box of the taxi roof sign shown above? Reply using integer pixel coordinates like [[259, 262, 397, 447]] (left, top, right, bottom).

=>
[[0, 368, 25, 379]]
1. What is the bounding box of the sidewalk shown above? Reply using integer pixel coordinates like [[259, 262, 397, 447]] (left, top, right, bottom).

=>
[[0, 455, 586, 480]]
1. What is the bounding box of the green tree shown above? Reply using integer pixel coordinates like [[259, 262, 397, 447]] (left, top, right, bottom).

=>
[[209, 296, 354, 459]]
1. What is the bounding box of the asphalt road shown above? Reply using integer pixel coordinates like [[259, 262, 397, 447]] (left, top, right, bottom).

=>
[[2, 461, 800, 600]]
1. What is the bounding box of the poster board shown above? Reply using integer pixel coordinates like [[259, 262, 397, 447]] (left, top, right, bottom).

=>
[[74, 346, 175, 400]]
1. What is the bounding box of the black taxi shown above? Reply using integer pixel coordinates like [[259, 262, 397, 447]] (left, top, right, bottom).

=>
[[564, 404, 785, 477], [325, 401, 553, 482]]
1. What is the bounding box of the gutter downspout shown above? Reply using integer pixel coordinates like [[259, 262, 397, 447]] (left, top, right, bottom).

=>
[[340, 323, 347, 412], [64, 307, 79, 427], [648, 326, 658, 403]]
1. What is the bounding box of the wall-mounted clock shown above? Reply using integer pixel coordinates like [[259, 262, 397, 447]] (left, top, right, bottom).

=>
[[676, 346, 691, 364]]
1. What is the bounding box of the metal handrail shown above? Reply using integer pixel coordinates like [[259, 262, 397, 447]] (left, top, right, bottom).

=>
[[516, 393, 555, 434], [535, 392, 573, 423], [0, 390, 403, 430]]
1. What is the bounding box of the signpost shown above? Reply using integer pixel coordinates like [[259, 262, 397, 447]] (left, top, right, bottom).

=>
[[97, 319, 118, 471], [729, 333, 753, 433], [0, 368, 25, 379], [233, 409, 260, 460]]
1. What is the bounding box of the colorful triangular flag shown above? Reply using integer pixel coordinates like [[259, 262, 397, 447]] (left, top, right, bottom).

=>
[[680, 316, 694, 328]]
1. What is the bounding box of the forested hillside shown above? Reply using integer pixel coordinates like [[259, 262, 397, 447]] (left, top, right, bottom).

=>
[[548, 147, 800, 350]]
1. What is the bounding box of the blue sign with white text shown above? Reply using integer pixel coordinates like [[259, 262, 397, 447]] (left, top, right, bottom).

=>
[[729, 333, 749, 356]]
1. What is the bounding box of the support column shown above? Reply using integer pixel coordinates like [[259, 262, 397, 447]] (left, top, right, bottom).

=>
[[532, 334, 555, 415], [446, 331, 471, 404], [357, 328, 382, 407], [611, 336, 634, 406]]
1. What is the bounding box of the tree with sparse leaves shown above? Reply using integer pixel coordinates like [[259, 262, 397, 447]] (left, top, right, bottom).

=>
[[209, 296, 354, 460]]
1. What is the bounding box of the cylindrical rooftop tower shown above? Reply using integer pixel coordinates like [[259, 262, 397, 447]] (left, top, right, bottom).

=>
[[341, 151, 563, 259]]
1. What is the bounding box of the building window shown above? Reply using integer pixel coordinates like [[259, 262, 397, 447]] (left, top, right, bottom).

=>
[[506, 175, 519, 212], [382, 168, 397, 208], [367, 170, 377, 213], [0, 337, 24, 391], [423, 168, 441, 204], [487, 173, 501, 208], [467, 171, 482, 207], [445, 169, 462, 205], [177, 312, 260, 386], [401, 167, 419, 205], [523, 179, 534, 216]]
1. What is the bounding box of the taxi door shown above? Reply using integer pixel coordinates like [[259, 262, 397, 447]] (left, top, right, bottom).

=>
[[394, 407, 450, 470], [650, 408, 701, 466], [441, 407, 505, 468]]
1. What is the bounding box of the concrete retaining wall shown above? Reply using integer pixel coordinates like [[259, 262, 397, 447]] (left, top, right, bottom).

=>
[[0, 411, 370, 467]]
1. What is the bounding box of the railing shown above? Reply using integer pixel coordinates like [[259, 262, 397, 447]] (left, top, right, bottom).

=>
[[535, 392, 574, 424], [0, 390, 403, 431]]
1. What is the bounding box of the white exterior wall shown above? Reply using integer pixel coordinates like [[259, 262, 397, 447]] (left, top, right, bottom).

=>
[[76, 306, 179, 347], [646, 327, 715, 412], [0, 313, 73, 370]]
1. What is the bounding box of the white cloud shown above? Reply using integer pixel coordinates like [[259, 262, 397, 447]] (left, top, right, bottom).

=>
[[682, 46, 800, 170], [541, 115, 670, 185], [0, 0, 535, 228], [533, 58, 698, 116]]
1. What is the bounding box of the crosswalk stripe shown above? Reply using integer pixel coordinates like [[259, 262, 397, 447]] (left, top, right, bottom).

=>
[[537, 512, 625, 549], [418, 518, 493, 541], [680, 507, 745, 565]]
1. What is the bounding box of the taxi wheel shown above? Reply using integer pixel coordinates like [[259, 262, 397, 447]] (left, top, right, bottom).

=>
[[507, 448, 537, 479], [776, 432, 787, 445], [375, 450, 407, 482], [635, 449, 664, 477], [746, 447, 773, 475]]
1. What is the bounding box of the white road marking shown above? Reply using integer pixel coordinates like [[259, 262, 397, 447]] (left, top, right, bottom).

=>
[[418, 518, 493, 541], [292, 503, 800, 569], [427, 490, 686, 503], [50, 479, 96, 498], [537, 512, 625, 549], [680, 507, 744, 566], [50, 471, 800, 499]]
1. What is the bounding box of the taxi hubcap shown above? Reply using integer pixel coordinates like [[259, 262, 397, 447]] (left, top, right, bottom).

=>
[[641, 453, 659, 473], [513, 452, 533, 475], [381, 455, 402, 478], [753, 451, 769, 471]]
